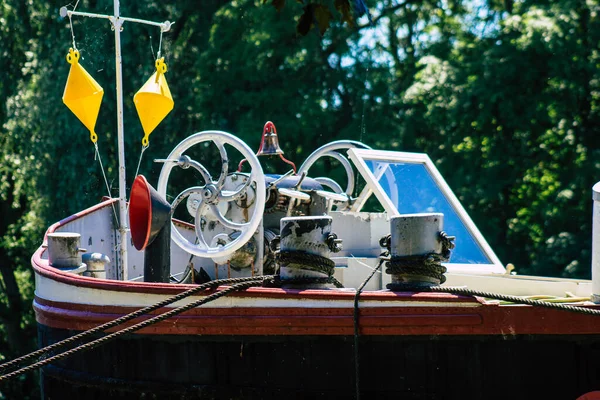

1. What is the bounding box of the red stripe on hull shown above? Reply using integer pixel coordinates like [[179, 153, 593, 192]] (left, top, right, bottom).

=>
[[33, 296, 600, 336]]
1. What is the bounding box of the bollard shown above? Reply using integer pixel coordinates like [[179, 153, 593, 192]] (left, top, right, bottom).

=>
[[47, 232, 87, 275], [82, 253, 111, 279], [386, 213, 450, 290], [279, 216, 341, 288]]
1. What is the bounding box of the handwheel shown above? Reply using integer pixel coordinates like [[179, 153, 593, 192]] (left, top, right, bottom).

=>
[[298, 140, 371, 206], [157, 131, 265, 259]]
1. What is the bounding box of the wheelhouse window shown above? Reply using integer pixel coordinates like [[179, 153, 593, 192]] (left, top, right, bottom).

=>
[[349, 149, 504, 274]]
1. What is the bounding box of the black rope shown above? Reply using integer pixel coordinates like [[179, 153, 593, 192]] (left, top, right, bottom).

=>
[[386, 254, 448, 285], [278, 250, 336, 276], [353, 255, 385, 400], [330, 276, 345, 288], [263, 275, 344, 288], [0, 277, 268, 380], [383, 231, 455, 287], [425, 286, 600, 316]]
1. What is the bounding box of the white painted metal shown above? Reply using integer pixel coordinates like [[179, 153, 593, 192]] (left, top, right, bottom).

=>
[[278, 188, 311, 201], [82, 253, 110, 279], [279, 216, 334, 280], [339, 257, 383, 290], [33, 199, 595, 301], [298, 140, 371, 196], [390, 213, 444, 257], [47, 233, 84, 269], [33, 267, 593, 309], [33, 274, 481, 309], [592, 181, 600, 303], [347, 148, 505, 274], [157, 131, 266, 259], [62, 9, 171, 32], [112, 0, 128, 281], [55, 204, 118, 278], [329, 211, 388, 258], [255, 220, 264, 276]]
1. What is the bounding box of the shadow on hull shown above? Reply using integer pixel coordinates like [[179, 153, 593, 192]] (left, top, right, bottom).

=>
[[39, 324, 600, 400]]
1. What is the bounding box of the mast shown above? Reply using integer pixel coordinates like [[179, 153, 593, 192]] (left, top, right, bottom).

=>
[[60, 3, 172, 281], [113, 0, 128, 280]]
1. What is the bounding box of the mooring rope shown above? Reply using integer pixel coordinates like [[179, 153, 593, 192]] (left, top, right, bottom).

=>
[[353, 255, 385, 400], [3, 259, 599, 386], [426, 286, 600, 316], [0, 277, 270, 382], [277, 250, 336, 276]]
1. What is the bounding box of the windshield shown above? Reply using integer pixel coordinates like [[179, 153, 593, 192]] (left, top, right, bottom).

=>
[[365, 160, 491, 264]]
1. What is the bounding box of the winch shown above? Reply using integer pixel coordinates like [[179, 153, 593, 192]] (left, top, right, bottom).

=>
[[129, 121, 370, 283]]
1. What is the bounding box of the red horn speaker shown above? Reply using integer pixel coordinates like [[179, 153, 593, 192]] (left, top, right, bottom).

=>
[[129, 175, 172, 282], [130, 175, 171, 250]]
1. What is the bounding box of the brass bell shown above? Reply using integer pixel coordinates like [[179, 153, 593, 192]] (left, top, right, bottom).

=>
[[238, 121, 296, 172], [257, 121, 284, 156]]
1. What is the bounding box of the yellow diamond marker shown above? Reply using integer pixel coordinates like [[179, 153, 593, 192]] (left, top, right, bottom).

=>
[[62, 48, 104, 143], [134, 57, 174, 146]]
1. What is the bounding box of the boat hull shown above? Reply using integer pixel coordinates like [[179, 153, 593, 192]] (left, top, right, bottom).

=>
[[31, 199, 600, 398], [39, 323, 600, 399]]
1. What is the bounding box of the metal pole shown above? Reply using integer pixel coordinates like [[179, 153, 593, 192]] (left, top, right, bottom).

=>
[[113, 0, 128, 281], [63, 9, 171, 31], [592, 181, 600, 303], [255, 220, 264, 276]]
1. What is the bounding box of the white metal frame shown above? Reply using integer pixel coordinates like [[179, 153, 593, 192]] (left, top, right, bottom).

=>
[[347, 148, 505, 274], [60, 4, 172, 280]]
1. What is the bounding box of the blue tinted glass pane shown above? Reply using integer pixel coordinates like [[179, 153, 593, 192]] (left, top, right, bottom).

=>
[[365, 160, 490, 264]]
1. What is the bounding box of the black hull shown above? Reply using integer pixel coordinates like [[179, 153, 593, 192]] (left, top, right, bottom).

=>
[[39, 324, 600, 399]]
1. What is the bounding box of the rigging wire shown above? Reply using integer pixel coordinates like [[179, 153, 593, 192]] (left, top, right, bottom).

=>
[[0, 276, 267, 376], [133, 144, 149, 182], [94, 143, 119, 225], [66, 8, 118, 225], [126, 25, 165, 205], [359, 66, 369, 144], [126, 143, 150, 216]]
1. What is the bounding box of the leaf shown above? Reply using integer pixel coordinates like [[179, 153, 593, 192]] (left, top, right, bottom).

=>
[[272, 0, 286, 11], [313, 5, 333, 35], [297, 4, 315, 36], [334, 0, 354, 26]]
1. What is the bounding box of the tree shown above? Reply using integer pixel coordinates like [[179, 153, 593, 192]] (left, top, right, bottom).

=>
[[2, 0, 600, 396]]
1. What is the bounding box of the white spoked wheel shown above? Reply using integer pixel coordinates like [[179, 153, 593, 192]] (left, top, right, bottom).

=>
[[298, 140, 371, 199], [157, 131, 265, 259]]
